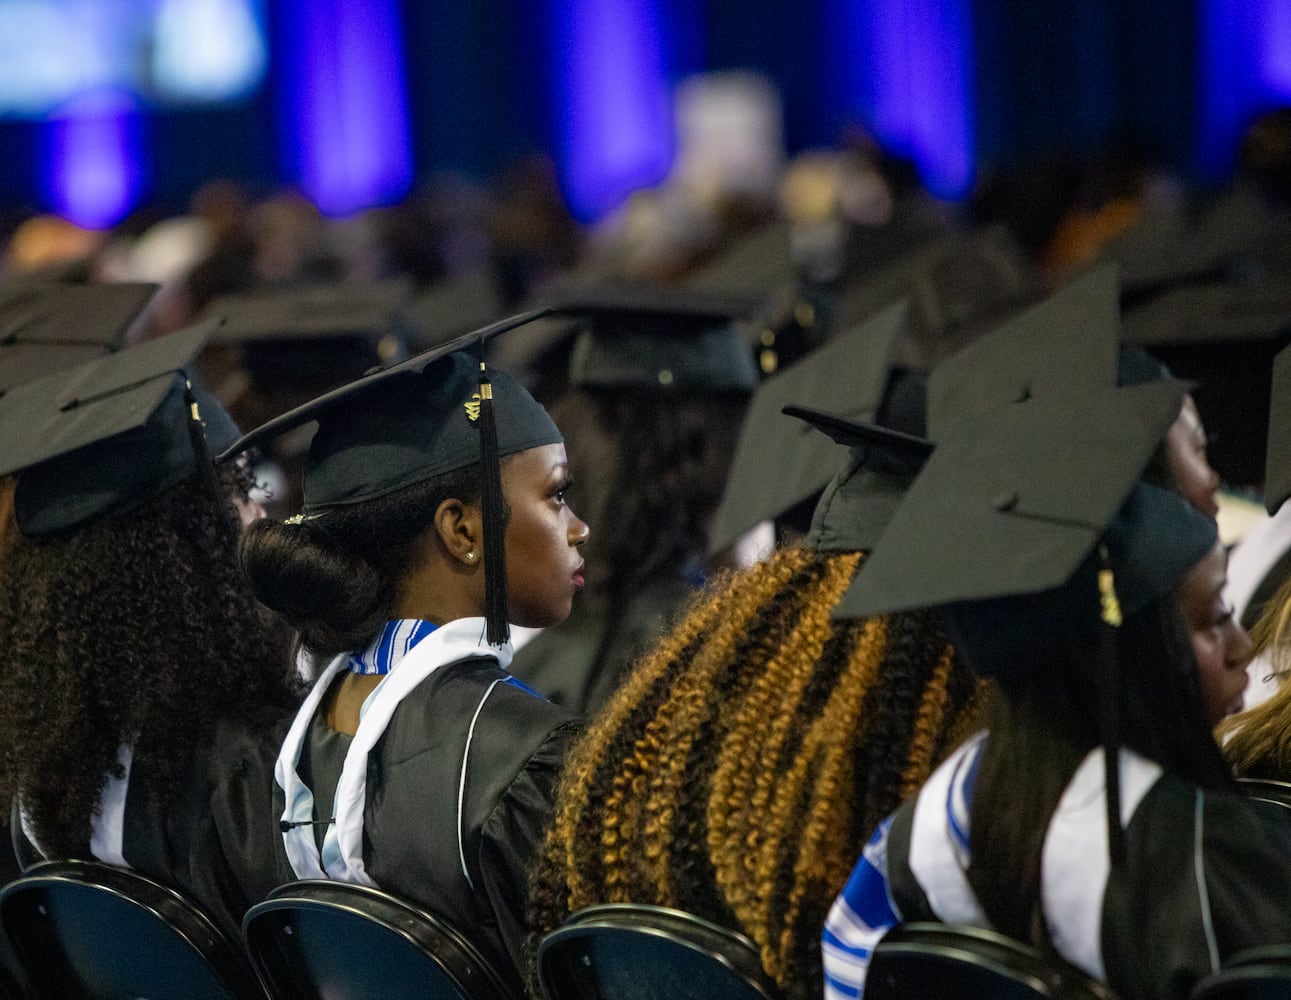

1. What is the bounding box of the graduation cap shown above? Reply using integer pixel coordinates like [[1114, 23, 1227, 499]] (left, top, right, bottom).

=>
[[1123, 281, 1291, 487], [400, 271, 506, 352], [706, 300, 907, 555], [782, 403, 933, 554], [837, 380, 1216, 866], [0, 282, 159, 393], [204, 281, 409, 378], [0, 318, 234, 537], [529, 283, 761, 393], [217, 310, 563, 646], [1266, 341, 1291, 514], [926, 264, 1121, 439]]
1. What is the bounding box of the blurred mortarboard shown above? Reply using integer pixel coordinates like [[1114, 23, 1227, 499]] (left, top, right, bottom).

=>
[[926, 263, 1120, 439], [400, 271, 506, 352], [1266, 341, 1291, 513], [0, 318, 234, 537], [835, 381, 1203, 622], [831, 226, 1037, 369], [0, 282, 159, 393], [520, 283, 761, 393], [205, 281, 409, 372], [1100, 186, 1291, 302], [783, 402, 933, 554], [682, 222, 796, 302], [218, 310, 563, 646], [707, 300, 907, 554], [1123, 281, 1291, 487]]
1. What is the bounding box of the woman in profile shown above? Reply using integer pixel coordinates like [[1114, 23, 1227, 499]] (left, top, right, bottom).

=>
[[234, 327, 590, 986]]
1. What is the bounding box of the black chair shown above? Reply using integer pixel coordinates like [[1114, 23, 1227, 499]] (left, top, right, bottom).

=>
[[864, 923, 1118, 1000], [1190, 946, 1291, 999], [242, 879, 519, 1000], [537, 903, 781, 1000], [0, 858, 263, 999]]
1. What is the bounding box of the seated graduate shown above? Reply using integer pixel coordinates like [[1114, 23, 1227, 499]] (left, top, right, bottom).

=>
[[0, 317, 301, 939], [504, 287, 756, 716], [229, 312, 589, 985], [528, 318, 984, 1000], [821, 372, 1291, 1000]]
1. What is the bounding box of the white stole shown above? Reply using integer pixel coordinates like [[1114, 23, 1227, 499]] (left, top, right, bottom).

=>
[[275, 617, 512, 885]]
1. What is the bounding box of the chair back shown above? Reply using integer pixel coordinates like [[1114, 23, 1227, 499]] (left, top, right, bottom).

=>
[[864, 923, 1118, 1000], [1190, 945, 1291, 1000], [1237, 778, 1291, 813], [538, 903, 781, 1000], [0, 858, 262, 999], [242, 880, 519, 1000]]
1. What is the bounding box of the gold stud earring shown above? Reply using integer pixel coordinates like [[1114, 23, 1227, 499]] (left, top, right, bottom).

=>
[[466, 550, 476, 562]]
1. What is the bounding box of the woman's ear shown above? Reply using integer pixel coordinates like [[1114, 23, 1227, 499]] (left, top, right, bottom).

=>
[[433, 497, 483, 567]]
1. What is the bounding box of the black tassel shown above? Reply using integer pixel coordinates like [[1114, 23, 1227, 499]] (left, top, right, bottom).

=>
[[1096, 544, 1126, 868], [477, 362, 510, 647], [183, 379, 228, 523]]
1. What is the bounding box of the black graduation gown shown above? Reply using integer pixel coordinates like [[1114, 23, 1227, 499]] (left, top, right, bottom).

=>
[[508, 576, 694, 716], [18, 707, 294, 943], [879, 751, 1291, 1000], [287, 656, 580, 984]]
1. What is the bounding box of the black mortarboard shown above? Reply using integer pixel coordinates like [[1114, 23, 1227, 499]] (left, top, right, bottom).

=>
[[926, 264, 1120, 439], [0, 282, 159, 393], [707, 300, 907, 555], [836, 382, 1197, 620], [682, 222, 796, 302], [782, 403, 933, 554], [400, 271, 506, 352], [218, 310, 563, 646], [1266, 341, 1291, 513], [205, 282, 409, 377], [1123, 281, 1291, 486], [543, 284, 761, 392], [0, 319, 233, 537]]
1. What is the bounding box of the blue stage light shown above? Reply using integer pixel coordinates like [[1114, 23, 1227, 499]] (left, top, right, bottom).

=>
[[277, 0, 413, 216], [825, 0, 975, 200], [43, 90, 144, 229], [1198, 0, 1291, 179], [549, 0, 676, 222]]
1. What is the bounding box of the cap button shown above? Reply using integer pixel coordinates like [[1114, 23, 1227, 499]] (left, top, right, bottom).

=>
[[657, 369, 674, 387], [992, 490, 1020, 512]]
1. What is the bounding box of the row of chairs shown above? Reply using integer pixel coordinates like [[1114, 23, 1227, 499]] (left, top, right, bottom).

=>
[[1, 856, 1289, 999]]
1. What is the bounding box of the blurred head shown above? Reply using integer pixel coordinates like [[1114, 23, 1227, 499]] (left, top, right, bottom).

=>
[[1165, 395, 1221, 519]]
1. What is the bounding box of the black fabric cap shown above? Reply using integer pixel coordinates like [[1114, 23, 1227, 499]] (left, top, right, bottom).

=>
[[1267, 341, 1291, 513], [0, 282, 159, 392], [707, 300, 907, 554], [540, 284, 761, 392], [401, 271, 505, 351], [216, 310, 563, 511], [0, 319, 232, 536], [205, 282, 408, 364], [1123, 281, 1291, 488], [681, 222, 796, 301], [782, 403, 933, 554], [835, 381, 1190, 620], [927, 264, 1120, 439]]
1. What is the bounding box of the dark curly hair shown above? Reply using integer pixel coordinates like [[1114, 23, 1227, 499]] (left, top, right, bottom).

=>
[[0, 466, 299, 858], [528, 544, 985, 1000]]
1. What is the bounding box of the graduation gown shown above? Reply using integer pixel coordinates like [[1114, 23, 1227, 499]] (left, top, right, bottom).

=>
[[822, 733, 1291, 1000], [18, 706, 294, 943], [276, 620, 580, 985]]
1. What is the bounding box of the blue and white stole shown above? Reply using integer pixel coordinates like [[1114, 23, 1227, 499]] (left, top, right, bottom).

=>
[[275, 617, 513, 887]]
